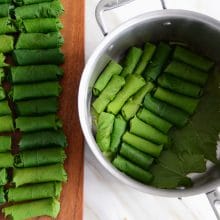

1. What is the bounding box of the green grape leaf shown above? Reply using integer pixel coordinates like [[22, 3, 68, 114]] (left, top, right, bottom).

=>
[[150, 150, 206, 188]]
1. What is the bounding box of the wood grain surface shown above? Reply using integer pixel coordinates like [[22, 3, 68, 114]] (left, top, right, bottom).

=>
[[0, 0, 85, 219], [57, 0, 85, 219]]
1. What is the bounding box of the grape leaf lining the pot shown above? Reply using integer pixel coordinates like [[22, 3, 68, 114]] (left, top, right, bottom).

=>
[[150, 150, 206, 188]]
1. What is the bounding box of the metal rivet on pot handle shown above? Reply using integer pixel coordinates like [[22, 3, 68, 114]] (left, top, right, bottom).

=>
[[95, 0, 167, 36], [207, 189, 220, 220]]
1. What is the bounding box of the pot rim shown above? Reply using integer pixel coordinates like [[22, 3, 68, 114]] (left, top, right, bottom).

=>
[[78, 9, 220, 197]]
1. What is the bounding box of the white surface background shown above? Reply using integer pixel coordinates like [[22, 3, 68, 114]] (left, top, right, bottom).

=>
[[84, 1, 220, 219]]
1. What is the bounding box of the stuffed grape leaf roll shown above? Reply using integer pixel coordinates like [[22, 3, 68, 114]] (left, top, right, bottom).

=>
[[0, 0, 12, 3], [13, 163, 67, 186], [15, 0, 64, 19], [14, 0, 53, 5], [0, 53, 8, 67], [10, 65, 63, 83], [0, 168, 7, 185], [0, 4, 10, 18], [0, 86, 6, 100], [14, 148, 66, 167], [7, 182, 62, 202], [15, 97, 58, 115], [3, 198, 60, 220], [0, 68, 4, 84], [19, 18, 63, 33], [19, 130, 67, 150], [0, 35, 14, 53], [0, 136, 11, 152], [12, 48, 64, 65], [15, 32, 64, 49], [0, 17, 16, 34], [173, 46, 214, 72], [10, 81, 61, 101], [0, 115, 14, 132], [0, 186, 5, 204], [0, 152, 14, 167], [16, 114, 62, 132], [144, 94, 189, 127]]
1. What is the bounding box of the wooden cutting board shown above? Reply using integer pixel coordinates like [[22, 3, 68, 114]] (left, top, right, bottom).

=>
[[57, 0, 85, 219], [55, 0, 85, 219], [0, 0, 85, 219]]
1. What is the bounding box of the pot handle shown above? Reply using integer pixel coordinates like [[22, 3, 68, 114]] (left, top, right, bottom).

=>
[[95, 0, 167, 36], [207, 189, 220, 220]]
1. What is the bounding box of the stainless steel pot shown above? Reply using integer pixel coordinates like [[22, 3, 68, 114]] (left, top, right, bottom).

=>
[[78, 0, 220, 218]]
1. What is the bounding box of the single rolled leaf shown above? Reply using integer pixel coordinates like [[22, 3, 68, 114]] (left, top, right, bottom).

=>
[[144, 94, 189, 127], [145, 42, 172, 80], [15, 97, 58, 115], [120, 142, 154, 169], [0, 152, 14, 167], [0, 115, 14, 132], [10, 65, 63, 83], [173, 46, 214, 71], [0, 53, 7, 67], [107, 74, 146, 115], [0, 136, 11, 152], [13, 163, 67, 187], [14, 0, 53, 5], [16, 32, 64, 49], [10, 81, 61, 101], [0, 86, 6, 100], [0, 17, 16, 34], [110, 115, 127, 153], [0, 0, 12, 3], [122, 131, 163, 157], [92, 75, 125, 114], [112, 155, 153, 184], [158, 73, 203, 97], [96, 112, 115, 152], [165, 60, 208, 86], [154, 87, 200, 115], [19, 18, 63, 33], [14, 148, 66, 167], [0, 4, 10, 18], [121, 82, 154, 120], [130, 116, 170, 145], [15, 114, 62, 132], [0, 168, 7, 186], [0, 68, 4, 84], [0, 186, 5, 204], [3, 198, 60, 220], [0, 100, 11, 116], [137, 108, 172, 133], [8, 182, 62, 202], [15, 0, 64, 19], [19, 130, 67, 150], [134, 42, 156, 75], [120, 47, 143, 77], [0, 35, 14, 53], [12, 48, 64, 65], [93, 60, 122, 96]]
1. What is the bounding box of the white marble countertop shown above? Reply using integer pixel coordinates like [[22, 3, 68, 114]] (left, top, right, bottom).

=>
[[84, 1, 220, 219]]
